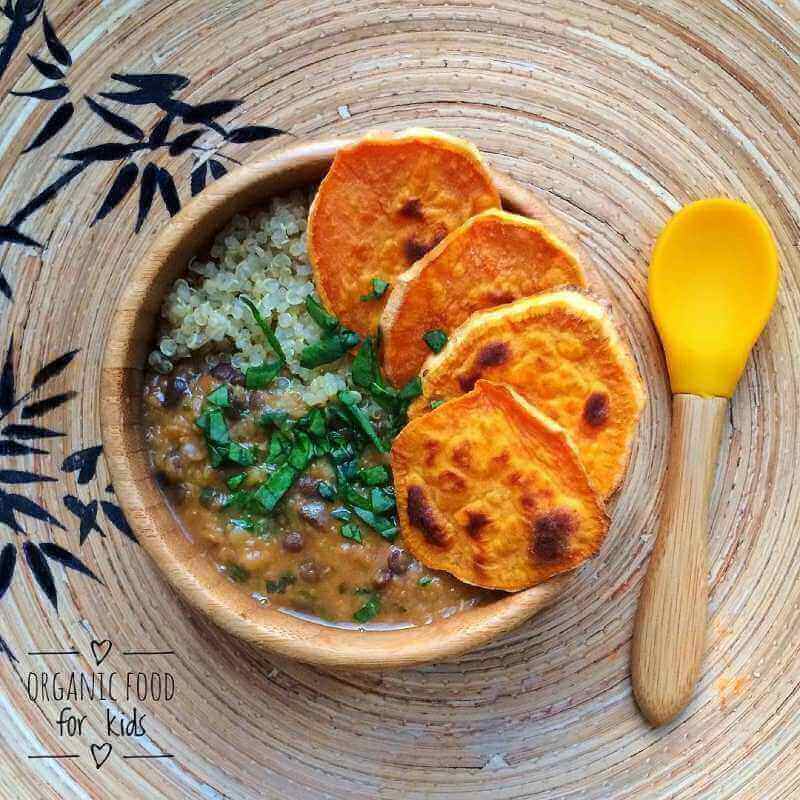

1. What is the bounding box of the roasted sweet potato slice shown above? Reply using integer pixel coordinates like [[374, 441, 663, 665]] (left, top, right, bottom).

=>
[[409, 290, 646, 498], [380, 209, 587, 386], [392, 381, 607, 591], [308, 128, 500, 337]]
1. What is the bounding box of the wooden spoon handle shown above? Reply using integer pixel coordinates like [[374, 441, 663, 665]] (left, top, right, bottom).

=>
[[631, 393, 728, 726]]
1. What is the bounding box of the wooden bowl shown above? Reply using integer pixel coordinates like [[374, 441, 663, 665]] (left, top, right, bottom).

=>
[[100, 137, 581, 669]]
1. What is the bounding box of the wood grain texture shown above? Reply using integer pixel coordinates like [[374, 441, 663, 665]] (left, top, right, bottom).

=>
[[0, 1, 799, 798], [632, 394, 728, 726]]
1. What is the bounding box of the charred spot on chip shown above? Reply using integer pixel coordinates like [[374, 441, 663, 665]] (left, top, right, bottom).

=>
[[452, 442, 473, 469], [486, 290, 515, 305], [407, 485, 447, 546], [458, 370, 481, 392], [423, 439, 440, 467], [583, 392, 610, 427], [399, 197, 424, 219], [477, 341, 510, 367], [466, 511, 490, 538], [438, 469, 466, 493], [403, 227, 447, 263], [531, 509, 576, 562]]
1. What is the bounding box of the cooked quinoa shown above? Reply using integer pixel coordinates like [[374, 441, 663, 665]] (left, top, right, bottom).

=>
[[148, 189, 350, 407]]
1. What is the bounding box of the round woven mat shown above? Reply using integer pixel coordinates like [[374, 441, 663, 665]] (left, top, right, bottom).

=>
[[1, 2, 798, 798]]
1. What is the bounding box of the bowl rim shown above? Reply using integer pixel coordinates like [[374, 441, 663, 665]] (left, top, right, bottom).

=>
[[100, 135, 586, 669]]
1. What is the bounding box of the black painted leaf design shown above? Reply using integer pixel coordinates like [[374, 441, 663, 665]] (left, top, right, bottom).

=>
[[21, 391, 77, 419], [0, 543, 15, 600], [0, 470, 56, 484], [23, 542, 57, 610], [149, 114, 173, 146], [40, 543, 102, 583], [135, 162, 158, 232], [11, 85, 69, 101], [0, 336, 13, 413], [85, 97, 144, 140], [209, 159, 227, 180], [61, 445, 102, 484], [0, 225, 40, 248], [182, 99, 241, 124], [169, 129, 202, 156], [190, 161, 207, 196], [62, 142, 139, 162], [2, 423, 63, 440], [3, 490, 64, 528], [2, 0, 12, 21], [226, 125, 283, 144], [28, 54, 63, 80], [64, 495, 104, 545], [0, 498, 24, 533], [9, 161, 88, 230], [112, 72, 189, 94], [0, 273, 11, 300], [92, 163, 138, 225], [32, 348, 79, 390], [0, 439, 47, 456], [42, 12, 72, 67], [100, 89, 162, 106], [100, 500, 136, 542], [157, 167, 180, 216], [22, 101, 73, 153]]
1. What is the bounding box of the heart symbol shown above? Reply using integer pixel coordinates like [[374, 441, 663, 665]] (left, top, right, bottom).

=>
[[90, 742, 112, 770], [90, 639, 112, 666]]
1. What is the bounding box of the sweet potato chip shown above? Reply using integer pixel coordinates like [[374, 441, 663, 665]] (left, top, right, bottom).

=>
[[392, 381, 608, 591], [409, 290, 646, 498], [380, 209, 587, 386], [308, 128, 500, 337]]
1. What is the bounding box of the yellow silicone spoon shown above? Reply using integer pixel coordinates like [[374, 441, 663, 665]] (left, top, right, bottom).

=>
[[631, 198, 778, 726]]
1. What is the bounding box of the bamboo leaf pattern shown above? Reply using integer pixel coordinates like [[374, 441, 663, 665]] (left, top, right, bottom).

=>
[[22, 101, 74, 152], [23, 541, 57, 609]]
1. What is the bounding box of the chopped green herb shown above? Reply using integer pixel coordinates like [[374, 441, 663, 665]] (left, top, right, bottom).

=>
[[254, 463, 297, 511], [342, 483, 371, 511], [288, 431, 313, 471], [340, 523, 363, 544], [360, 278, 390, 302], [227, 472, 247, 490], [260, 409, 292, 432], [300, 328, 360, 368], [352, 506, 397, 540], [369, 381, 400, 411], [227, 441, 256, 466], [353, 593, 381, 623], [418, 576, 433, 586], [351, 337, 380, 389], [430, 399, 445, 410], [359, 465, 390, 486], [331, 506, 352, 521], [206, 384, 230, 407], [266, 571, 296, 593], [196, 408, 231, 467], [423, 329, 448, 353], [370, 487, 396, 514], [317, 481, 337, 500], [398, 376, 423, 402], [245, 361, 283, 389], [267, 431, 289, 463], [338, 390, 387, 453], [240, 296, 287, 362], [304, 408, 327, 438], [305, 296, 339, 332], [225, 562, 249, 583]]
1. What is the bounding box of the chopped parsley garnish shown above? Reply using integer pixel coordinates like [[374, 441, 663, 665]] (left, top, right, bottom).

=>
[[304, 296, 339, 332], [227, 441, 257, 466], [206, 384, 230, 407], [351, 337, 380, 389], [398, 376, 422, 401], [340, 522, 363, 544], [317, 481, 337, 500], [331, 506, 352, 521], [288, 431, 313, 471], [253, 463, 297, 512], [300, 296, 361, 368], [370, 486, 395, 514], [423, 329, 448, 353], [245, 361, 282, 389], [240, 296, 287, 362], [360, 278, 389, 302], [196, 407, 231, 467], [303, 408, 327, 438], [225, 562, 249, 583], [358, 465, 390, 486], [352, 506, 397, 541], [430, 399, 445, 410], [418, 576, 433, 586], [353, 592, 381, 623], [338, 390, 387, 453], [227, 472, 247, 490], [266, 572, 296, 594]]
